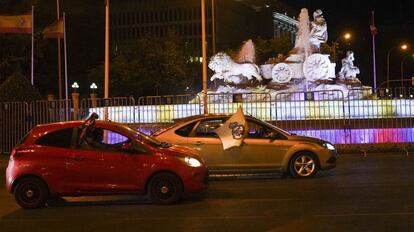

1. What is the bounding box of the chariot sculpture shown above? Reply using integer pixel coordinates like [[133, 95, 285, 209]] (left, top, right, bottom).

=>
[[262, 8, 335, 84]]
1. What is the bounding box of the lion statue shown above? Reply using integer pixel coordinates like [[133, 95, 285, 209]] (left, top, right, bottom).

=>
[[208, 52, 262, 85]]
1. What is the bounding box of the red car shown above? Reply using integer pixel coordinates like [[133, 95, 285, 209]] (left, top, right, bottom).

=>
[[6, 114, 208, 209]]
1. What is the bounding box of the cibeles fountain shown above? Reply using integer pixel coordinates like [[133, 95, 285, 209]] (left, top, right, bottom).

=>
[[204, 8, 371, 101], [88, 8, 414, 146]]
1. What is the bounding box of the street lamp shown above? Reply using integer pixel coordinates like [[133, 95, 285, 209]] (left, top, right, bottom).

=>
[[71, 82, 79, 93], [400, 53, 414, 88], [90, 83, 98, 93], [387, 43, 408, 89], [332, 32, 351, 62]]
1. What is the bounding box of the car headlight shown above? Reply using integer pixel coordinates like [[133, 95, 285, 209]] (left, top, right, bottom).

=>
[[183, 157, 202, 167], [323, 143, 336, 150]]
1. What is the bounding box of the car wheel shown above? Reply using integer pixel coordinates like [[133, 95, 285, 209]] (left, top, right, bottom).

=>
[[14, 177, 48, 209], [289, 152, 319, 178], [148, 173, 183, 205]]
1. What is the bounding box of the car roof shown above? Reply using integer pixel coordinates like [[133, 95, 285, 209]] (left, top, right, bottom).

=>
[[32, 120, 120, 133], [172, 113, 256, 123]]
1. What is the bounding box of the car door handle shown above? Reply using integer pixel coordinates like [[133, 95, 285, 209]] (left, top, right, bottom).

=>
[[69, 156, 85, 161], [193, 141, 204, 146]]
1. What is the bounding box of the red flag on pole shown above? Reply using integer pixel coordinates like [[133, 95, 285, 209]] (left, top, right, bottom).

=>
[[0, 12, 32, 34], [42, 18, 64, 39], [370, 11, 378, 35]]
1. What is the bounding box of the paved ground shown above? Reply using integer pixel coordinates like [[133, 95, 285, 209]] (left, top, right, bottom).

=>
[[1, 153, 414, 232]]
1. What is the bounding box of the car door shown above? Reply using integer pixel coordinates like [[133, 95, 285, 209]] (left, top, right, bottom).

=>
[[95, 128, 148, 192], [65, 126, 109, 192], [237, 120, 289, 170], [66, 126, 146, 193], [187, 117, 242, 169]]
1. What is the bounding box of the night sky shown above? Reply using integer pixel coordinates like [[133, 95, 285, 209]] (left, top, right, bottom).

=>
[[285, 0, 414, 87]]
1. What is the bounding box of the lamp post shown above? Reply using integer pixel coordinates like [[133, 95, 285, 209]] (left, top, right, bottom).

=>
[[201, 0, 208, 114], [71, 82, 80, 119], [387, 44, 408, 89], [332, 32, 351, 62], [400, 54, 414, 89], [90, 83, 98, 108]]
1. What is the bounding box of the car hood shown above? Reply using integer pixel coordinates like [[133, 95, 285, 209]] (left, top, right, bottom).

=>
[[287, 135, 325, 144]]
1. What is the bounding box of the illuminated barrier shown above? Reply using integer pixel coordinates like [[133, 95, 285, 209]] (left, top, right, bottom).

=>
[[87, 99, 414, 123], [291, 128, 414, 144], [346, 99, 414, 119]]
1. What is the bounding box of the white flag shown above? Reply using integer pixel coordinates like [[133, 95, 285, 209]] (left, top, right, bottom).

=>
[[214, 107, 248, 150]]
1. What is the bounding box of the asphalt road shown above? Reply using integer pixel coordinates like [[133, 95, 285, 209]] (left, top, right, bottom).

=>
[[1, 153, 414, 232]]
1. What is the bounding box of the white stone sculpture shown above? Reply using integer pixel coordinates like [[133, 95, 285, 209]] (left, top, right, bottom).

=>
[[309, 9, 328, 52], [271, 63, 293, 83], [338, 51, 360, 80], [201, 7, 368, 102], [209, 52, 263, 84], [303, 54, 335, 81], [272, 8, 334, 83]]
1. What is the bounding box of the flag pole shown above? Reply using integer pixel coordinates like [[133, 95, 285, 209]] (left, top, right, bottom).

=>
[[104, 0, 109, 121], [57, 0, 62, 100], [31, 6, 34, 86], [63, 12, 69, 120], [371, 10, 377, 89]]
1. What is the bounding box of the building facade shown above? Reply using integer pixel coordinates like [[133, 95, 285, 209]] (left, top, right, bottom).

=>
[[110, 0, 298, 55], [273, 12, 298, 44]]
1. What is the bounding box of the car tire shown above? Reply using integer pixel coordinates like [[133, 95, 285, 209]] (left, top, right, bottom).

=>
[[14, 177, 49, 209], [289, 152, 319, 178], [148, 172, 183, 205]]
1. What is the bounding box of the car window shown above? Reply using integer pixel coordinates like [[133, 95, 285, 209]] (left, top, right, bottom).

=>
[[175, 121, 197, 137], [78, 127, 130, 152], [36, 128, 74, 148], [246, 120, 275, 139], [193, 118, 226, 137]]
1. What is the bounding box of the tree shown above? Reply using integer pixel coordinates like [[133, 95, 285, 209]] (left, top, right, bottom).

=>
[[0, 72, 42, 102], [88, 34, 193, 97]]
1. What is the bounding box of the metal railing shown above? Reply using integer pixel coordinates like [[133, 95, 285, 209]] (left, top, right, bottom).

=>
[[1, 88, 414, 153]]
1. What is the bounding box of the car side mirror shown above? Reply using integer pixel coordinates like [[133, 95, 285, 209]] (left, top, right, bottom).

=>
[[126, 141, 149, 154], [269, 132, 279, 141]]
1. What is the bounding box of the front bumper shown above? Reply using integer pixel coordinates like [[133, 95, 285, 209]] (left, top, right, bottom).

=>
[[319, 149, 337, 170], [183, 167, 209, 193]]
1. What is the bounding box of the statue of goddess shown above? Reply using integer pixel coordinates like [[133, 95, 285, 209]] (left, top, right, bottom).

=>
[[338, 51, 360, 80], [309, 9, 328, 52]]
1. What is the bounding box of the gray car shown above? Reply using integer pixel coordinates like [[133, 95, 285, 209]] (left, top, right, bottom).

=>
[[153, 114, 336, 178]]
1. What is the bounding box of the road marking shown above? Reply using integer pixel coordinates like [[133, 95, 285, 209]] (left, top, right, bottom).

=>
[[315, 212, 414, 217], [115, 215, 268, 221], [1, 219, 63, 222]]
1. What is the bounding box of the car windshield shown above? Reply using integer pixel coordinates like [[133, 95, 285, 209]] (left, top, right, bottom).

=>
[[262, 121, 292, 135], [115, 124, 170, 148]]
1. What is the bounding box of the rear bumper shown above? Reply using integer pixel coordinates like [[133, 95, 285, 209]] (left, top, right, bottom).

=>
[[5, 160, 13, 193]]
